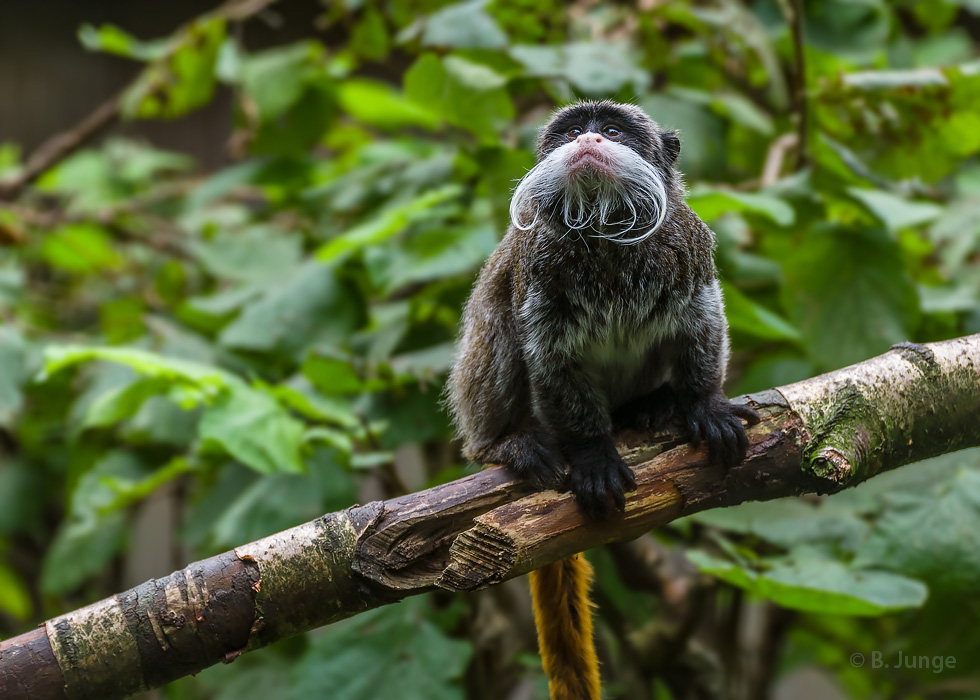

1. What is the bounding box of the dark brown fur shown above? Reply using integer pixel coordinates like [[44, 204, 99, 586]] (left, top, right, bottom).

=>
[[447, 100, 757, 517]]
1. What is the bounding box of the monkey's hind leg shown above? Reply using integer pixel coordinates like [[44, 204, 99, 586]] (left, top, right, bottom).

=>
[[469, 426, 566, 490], [530, 554, 601, 700]]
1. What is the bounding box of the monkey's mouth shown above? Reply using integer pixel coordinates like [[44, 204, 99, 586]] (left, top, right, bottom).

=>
[[565, 151, 614, 179]]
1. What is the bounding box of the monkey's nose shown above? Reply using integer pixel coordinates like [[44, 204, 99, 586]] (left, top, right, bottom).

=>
[[577, 133, 602, 143]]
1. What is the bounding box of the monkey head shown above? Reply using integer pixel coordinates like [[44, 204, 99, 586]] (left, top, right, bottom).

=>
[[509, 101, 681, 244]]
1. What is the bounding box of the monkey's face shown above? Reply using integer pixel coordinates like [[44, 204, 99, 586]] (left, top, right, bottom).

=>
[[510, 101, 680, 244]]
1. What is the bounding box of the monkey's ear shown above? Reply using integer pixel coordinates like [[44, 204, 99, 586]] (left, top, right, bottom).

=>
[[662, 130, 681, 165]]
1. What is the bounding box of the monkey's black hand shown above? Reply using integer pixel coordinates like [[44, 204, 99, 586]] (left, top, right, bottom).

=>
[[564, 435, 637, 519], [507, 426, 567, 490], [685, 393, 759, 469]]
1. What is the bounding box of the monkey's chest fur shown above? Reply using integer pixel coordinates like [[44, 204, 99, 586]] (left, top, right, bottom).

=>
[[518, 237, 691, 409]]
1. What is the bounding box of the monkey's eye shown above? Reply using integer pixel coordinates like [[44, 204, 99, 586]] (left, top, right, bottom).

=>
[[567, 126, 583, 138], [602, 125, 621, 137]]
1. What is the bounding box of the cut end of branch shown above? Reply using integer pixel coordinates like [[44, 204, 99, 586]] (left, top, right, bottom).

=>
[[437, 522, 517, 591], [810, 447, 852, 485]]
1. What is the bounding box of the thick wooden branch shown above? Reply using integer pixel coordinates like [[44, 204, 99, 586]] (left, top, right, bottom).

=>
[[2, 335, 978, 699]]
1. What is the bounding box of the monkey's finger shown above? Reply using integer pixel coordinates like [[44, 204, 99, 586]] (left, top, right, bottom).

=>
[[730, 415, 749, 460], [617, 461, 637, 492], [570, 469, 608, 519], [732, 404, 761, 425], [721, 416, 745, 467], [608, 479, 626, 512], [584, 489, 610, 519], [705, 422, 725, 465]]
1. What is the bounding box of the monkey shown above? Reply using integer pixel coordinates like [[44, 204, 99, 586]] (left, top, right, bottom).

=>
[[446, 100, 759, 699]]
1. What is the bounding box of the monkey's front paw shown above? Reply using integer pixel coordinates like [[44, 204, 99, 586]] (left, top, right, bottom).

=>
[[521, 448, 567, 491], [473, 427, 566, 490], [685, 394, 760, 469], [565, 436, 637, 519], [511, 427, 567, 490]]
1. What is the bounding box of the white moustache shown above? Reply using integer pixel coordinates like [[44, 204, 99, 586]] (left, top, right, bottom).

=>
[[509, 137, 669, 245]]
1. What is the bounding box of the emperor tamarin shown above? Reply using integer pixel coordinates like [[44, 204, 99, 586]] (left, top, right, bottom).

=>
[[447, 100, 759, 518]]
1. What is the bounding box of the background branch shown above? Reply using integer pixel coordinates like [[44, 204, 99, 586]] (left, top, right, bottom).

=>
[[0, 0, 279, 202], [778, 0, 808, 169]]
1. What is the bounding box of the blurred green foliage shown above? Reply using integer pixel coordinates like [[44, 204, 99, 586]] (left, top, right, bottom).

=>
[[2, 0, 980, 697]]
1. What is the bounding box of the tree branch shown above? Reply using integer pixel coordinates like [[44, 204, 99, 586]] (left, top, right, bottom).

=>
[[2, 335, 979, 699], [0, 0, 280, 202], [778, 0, 808, 169]]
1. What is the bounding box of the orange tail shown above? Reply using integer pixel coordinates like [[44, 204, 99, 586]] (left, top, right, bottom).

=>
[[529, 553, 601, 700]]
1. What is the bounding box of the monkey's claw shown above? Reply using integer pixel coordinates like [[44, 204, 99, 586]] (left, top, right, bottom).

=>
[[565, 436, 637, 519], [686, 394, 759, 469]]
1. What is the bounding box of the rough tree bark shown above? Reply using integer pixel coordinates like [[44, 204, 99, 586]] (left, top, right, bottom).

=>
[[1, 334, 978, 700]]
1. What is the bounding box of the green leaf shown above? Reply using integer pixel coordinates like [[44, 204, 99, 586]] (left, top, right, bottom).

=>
[[688, 549, 928, 616], [364, 385, 452, 448], [41, 223, 124, 274], [0, 326, 28, 423], [78, 23, 170, 60], [854, 462, 980, 592], [199, 389, 306, 474], [0, 461, 44, 534], [40, 452, 146, 595], [687, 187, 795, 226], [350, 8, 390, 60], [41, 345, 233, 402], [316, 185, 463, 263], [847, 188, 944, 231], [287, 599, 471, 700], [422, 0, 508, 49], [781, 227, 920, 370], [404, 54, 514, 142], [722, 282, 801, 342], [684, 498, 869, 552], [389, 342, 458, 382], [804, 0, 890, 64], [35, 150, 119, 210], [204, 451, 357, 547], [443, 55, 507, 90], [187, 285, 264, 317], [638, 94, 726, 178], [240, 41, 326, 120], [843, 68, 949, 90], [731, 352, 815, 395], [83, 377, 170, 430], [124, 396, 200, 446], [919, 284, 979, 313], [0, 563, 33, 620], [0, 142, 21, 175], [121, 18, 225, 120], [265, 378, 360, 429], [302, 355, 364, 396], [99, 457, 195, 511], [338, 79, 440, 130], [219, 262, 362, 355], [709, 92, 774, 135], [510, 42, 648, 95], [41, 512, 128, 595], [304, 427, 354, 455], [190, 227, 304, 283], [208, 473, 323, 544], [365, 223, 498, 296]]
